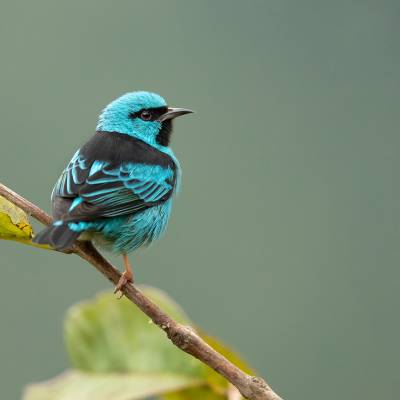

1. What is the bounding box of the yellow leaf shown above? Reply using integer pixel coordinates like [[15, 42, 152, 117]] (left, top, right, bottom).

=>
[[0, 195, 33, 242], [201, 332, 254, 392], [0, 195, 50, 249], [165, 333, 253, 399], [163, 386, 227, 400]]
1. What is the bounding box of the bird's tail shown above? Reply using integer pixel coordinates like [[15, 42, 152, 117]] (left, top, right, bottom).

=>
[[33, 221, 80, 250]]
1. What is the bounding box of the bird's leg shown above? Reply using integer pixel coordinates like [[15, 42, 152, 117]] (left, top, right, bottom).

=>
[[114, 254, 134, 296]]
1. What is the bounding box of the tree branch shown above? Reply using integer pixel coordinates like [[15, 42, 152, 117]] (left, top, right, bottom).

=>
[[0, 182, 283, 400]]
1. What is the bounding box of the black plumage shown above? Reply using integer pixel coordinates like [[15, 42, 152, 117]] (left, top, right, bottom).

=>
[[81, 131, 176, 168], [34, 223, 80, 250], [156, 120, 173, 146]]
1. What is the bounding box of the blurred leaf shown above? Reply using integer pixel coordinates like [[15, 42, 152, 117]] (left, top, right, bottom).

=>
[[23, 370, 200, 400], [25, 286, 255, 399], [163, 386, 226, 400], [200, 333, 254, 393], [164, 334, 252, 400], [65, 288, 203, 377]]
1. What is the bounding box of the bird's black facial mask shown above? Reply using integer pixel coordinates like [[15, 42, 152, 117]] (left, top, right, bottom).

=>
[[129, 106, 168, 122], [154, 107, 193, 145], [129, 106, 174, 147], [156, 120, 173, 146]]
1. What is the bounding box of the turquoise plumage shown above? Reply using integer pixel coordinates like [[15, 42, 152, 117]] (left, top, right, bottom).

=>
[[34, 91, 193, 291]]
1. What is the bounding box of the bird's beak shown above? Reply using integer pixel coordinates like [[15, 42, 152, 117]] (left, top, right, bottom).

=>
[[157, 107, 194, 122]]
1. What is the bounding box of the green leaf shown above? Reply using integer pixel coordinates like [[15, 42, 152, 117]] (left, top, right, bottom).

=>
[[23, 370, 201, 400], [65, 288, 204, 377], [25, 287, 255, 400]]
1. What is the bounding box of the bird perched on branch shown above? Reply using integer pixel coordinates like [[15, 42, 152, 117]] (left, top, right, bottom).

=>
[[33, 91, 193, 292]]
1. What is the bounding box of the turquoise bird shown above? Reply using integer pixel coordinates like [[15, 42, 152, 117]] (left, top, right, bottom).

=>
[[34, 91, 193, 292]]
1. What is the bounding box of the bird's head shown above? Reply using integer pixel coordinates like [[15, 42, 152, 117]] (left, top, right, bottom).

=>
[[96, 91, 193, 147]]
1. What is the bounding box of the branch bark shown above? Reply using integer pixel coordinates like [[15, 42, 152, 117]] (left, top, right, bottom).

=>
[[0, 182, 283, 400]]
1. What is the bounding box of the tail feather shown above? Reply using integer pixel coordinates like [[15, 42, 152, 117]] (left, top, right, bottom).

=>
[[33, 222, 80, 250]]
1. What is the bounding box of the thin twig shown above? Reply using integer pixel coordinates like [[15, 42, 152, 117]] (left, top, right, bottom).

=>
[[0, 182, 283, 400]]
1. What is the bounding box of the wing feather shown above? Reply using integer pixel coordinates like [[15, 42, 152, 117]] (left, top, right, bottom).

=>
[[52, 151, 175, 221]]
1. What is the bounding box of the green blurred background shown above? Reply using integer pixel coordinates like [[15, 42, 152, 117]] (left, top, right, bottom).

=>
[[0, 1, 399, 399]]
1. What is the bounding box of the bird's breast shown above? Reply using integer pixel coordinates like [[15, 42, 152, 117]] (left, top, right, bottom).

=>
[[93, 199, 174, 254]]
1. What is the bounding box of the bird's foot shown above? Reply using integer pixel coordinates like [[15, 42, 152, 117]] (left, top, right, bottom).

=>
[[114, 270, 134, 299]]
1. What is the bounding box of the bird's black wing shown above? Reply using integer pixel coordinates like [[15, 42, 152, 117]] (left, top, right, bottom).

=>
[[52, 133, 176, 221]]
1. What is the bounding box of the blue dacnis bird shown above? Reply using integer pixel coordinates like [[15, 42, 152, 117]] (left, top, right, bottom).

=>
[[33, 91, 193, 292]]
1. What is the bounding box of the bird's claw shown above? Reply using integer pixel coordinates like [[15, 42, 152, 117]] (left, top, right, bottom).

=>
[[114, 271, 133, 299]]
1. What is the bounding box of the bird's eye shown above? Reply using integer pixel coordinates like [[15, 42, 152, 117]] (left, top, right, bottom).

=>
[[140, 110, 152, 121]]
